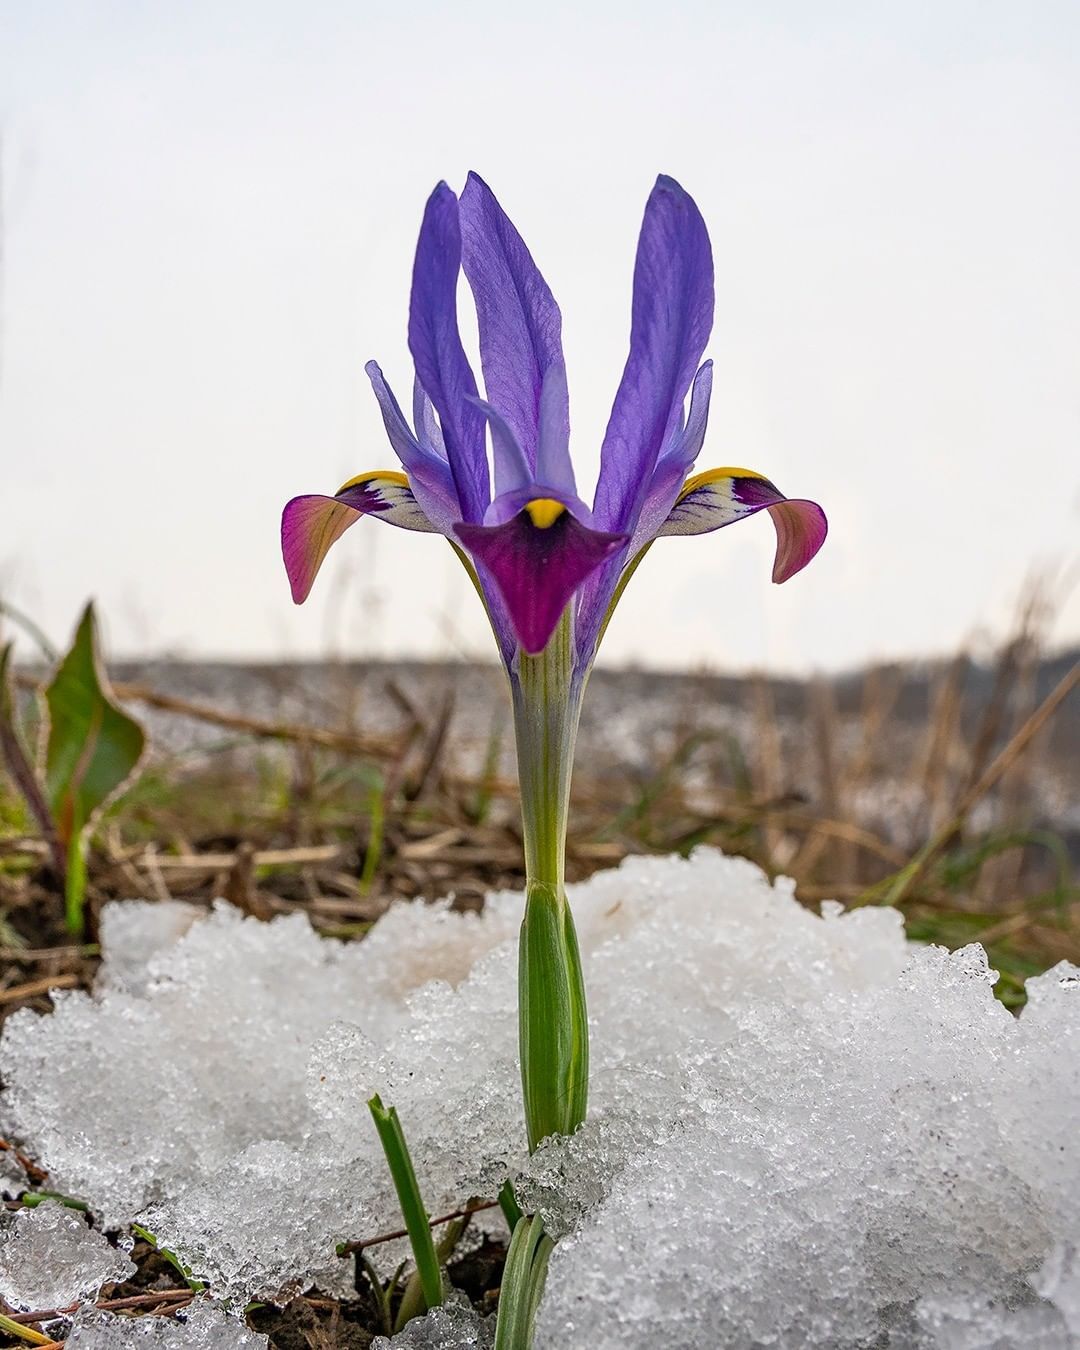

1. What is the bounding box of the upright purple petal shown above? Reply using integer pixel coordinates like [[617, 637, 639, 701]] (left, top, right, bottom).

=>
[[592, 176, 714, 535], [661, 361, 714, 477], [365, 360, 459, 533], [412, 375, 446, 457], [470, 396, 532, 498], [536, 363, 573, 490], [408, 183, 489, 522], [460, 172, 573, 491], [626, 360, 716, 558]]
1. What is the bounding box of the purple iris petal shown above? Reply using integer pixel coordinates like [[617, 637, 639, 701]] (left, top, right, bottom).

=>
[[412, 374, 446, 456], [592, 176, 714, 536], [364, 360, 459, 533], [469, 396, 533, 498], [536, 363, 573, 490], [460, 172, 574, 492], [408, 183, 489, 522], [455, 512, 626, 655], [661, 360, 713, 476]]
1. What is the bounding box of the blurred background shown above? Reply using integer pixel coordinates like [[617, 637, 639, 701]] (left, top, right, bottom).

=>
[[0, 2, 1078, 1019], [2, 0, 1078, 669]]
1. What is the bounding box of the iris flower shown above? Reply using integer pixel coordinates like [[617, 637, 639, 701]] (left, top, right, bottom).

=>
[[282, 174, 826, 1150]]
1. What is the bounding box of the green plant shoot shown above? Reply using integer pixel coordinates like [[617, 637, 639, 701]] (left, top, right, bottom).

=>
[[44, 603, 145, 934]]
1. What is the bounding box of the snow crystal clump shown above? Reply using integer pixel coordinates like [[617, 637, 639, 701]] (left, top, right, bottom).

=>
[[372, 1300, 494, 1349], [97, 900, 203, 994], [65, 1301, 267, 1347], [1, 851, 1078, 1347], [0, 1202, 135, 1311]]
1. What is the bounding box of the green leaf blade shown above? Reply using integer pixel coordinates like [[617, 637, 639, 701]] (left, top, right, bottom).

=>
[[44, 603, 145, 843]]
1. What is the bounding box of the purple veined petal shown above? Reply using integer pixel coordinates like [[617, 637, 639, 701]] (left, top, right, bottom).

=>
[[593, 176, 714, 536], [535, 362, 575, 493], [460, 172, 570, 480], [469, 554, 519, 666], [625, 359, 717, 561], [468, 395, 532, 498], [658, 468, 828, 582], [365, 360, 459, 532], [408, 183, 489, 522], [660, 360, 713, 475], [412, 374, 446, 456], [455, 508, 626, 655], [573, 358, 713, 667], [281, 471, 437, 605]]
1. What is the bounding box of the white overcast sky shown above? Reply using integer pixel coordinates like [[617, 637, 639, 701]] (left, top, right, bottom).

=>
[[1, 0, 1078, 672]]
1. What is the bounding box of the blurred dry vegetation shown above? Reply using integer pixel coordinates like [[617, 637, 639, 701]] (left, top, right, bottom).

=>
[[0, 591, 1078, 1026]]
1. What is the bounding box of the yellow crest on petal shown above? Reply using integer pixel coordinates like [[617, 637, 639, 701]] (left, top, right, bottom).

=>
[[524, 498, 566, 529], [337, 468, 409, 494], [678, 466, 766, 500]]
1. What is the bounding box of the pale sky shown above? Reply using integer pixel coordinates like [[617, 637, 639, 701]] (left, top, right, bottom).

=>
[[1, 0, 1078, 673]]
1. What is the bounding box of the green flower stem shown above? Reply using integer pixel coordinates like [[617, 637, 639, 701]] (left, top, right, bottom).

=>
[[493, 1214, 555, 1350], [512, 611, 589, 1152]]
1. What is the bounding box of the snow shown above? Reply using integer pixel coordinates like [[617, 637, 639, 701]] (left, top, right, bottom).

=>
[[0, 1202, 135, 1312], [64, 1302, 267, 1348], [1, 851, 1077, 1346], [371, 1301, 494, 1349]]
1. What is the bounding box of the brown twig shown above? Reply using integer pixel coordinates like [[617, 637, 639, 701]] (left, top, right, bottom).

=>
[[4, 1288, 195, 1327], [336, 1198, 499, 1257], [0, 1137, 48, 1184], [0, 974, 80, 1004], [0, 945, 98, 963]]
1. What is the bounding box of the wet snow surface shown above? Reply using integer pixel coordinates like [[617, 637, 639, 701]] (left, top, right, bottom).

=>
[[2, 851, 1078, 1347]]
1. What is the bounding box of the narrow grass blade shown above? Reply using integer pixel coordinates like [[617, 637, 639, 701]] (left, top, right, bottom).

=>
[[0, 1313, 55, 1346], [131, 1222, 205, 1291], [367, 1094, 442, 1322], [395, 1211, 469, 1332]]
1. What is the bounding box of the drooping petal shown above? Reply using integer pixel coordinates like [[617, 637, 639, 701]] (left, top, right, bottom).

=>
[[455, 507, 626, 654], [659, 468, 828, 582], [408, 183, 489, 522], [593, 176, 714, 535], [365, 360, 459, 530], [460, 172, 572, 489], [282, 472, 436, 604]]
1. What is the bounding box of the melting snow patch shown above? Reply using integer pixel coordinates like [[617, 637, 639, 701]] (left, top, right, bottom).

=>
[[0, 1202, 135, 1312], [64, 1301, 267, 1348], [371, 1301, 494, 1349], [1, 852, 1077, 1347]]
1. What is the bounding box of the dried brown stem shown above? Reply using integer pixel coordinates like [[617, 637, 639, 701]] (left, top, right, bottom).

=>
[[336, 1198, 499, 1257], [0, 1137, 48, 1183], [0, 974, 80, 1004]]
